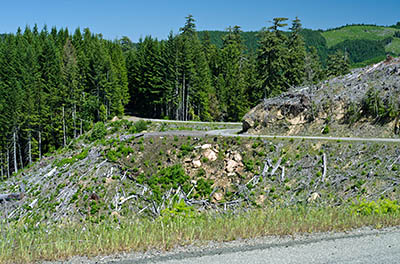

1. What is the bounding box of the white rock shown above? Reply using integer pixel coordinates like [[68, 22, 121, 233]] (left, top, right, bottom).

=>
[[226, 160, 238, 173], [203, 149, 217, 161], [201, 144, 212, 150], [213, 192, 223, 201], [192, 160, 202, 168], [233, 153, 242, 162]]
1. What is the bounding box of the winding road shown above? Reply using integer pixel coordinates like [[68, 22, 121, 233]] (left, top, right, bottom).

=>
[[127, 115, 400, 143]]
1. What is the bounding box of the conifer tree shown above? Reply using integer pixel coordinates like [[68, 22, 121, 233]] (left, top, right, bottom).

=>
[[175, 15, 212, 121], [257, 18, 290, 97], [304, 46, 324, 84], [219, 26, 249, 121], [286, 17, 306, 86], [326, 50, 350, 77]]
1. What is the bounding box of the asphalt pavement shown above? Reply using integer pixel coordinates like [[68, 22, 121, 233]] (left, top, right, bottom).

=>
[[109, 228, 400, 264]]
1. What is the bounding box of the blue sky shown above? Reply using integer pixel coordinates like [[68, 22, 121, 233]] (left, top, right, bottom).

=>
[[1, 0, 399, 41]]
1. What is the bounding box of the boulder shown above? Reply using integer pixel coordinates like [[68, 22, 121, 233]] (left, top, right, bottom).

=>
[[203, 149, 217, 161], [226, 160, 238, 173], [233, 152, 242, 162], [213, 192, 223, 201], [192, 160, 202, 168], [201, 144, 212, 150]]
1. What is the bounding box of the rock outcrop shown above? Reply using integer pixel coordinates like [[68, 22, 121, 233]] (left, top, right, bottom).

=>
[[242, 57, 400, 137]]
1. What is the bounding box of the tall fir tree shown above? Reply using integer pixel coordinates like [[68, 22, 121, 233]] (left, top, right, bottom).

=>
[[257, 18, 290, 98], [286, 17, 306, 87]]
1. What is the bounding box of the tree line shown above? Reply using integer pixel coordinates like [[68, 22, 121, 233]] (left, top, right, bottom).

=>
[[0, 25, 128, 178], [125, 16, 350, 119], [0, 16, 350, 177]]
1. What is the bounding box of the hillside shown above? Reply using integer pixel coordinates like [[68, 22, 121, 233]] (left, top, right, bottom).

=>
[[1, 117, 400, 225], [242, 56, 400, 138], [198, 23, 400, 66], [2, 115, 400, 262], [322, 25, 400, 52]]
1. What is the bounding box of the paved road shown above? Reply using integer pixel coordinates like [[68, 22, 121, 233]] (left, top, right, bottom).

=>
[[207, 129, 400, 143], [109, 229, 400, 264], [142, 128, 400, 144], [125, 116, 400, 143], [124, 116, 241, 126]]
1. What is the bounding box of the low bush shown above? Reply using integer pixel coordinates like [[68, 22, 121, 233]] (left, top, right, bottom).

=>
[[90, 122, 107, 141]]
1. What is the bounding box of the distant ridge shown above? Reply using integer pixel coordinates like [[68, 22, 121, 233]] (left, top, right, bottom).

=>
[[198, 23, 400, 67]]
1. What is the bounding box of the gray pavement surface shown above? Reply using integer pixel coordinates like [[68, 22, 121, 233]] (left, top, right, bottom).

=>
[[124, 116, 241, 126], [126, 116, 400, 143], [107, 228, 400, 264]]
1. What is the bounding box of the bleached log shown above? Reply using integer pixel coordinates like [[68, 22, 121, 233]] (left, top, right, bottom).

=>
[[0, 193, 24, 202], [270, 157, 282, 176], [118, 195, 137, 206]]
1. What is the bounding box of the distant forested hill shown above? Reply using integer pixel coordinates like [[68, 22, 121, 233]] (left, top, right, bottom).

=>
[[198, 23, 400, 67]]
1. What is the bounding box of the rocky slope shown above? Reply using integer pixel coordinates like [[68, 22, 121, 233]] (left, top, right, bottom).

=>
[[242, 57, 400, 137], [1, 120, 400, 225]]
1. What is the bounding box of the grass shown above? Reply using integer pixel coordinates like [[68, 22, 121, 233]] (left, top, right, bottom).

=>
[[386, 38, 400, 54], [322, 25, 398, 48], [1, 205, 400, 263]]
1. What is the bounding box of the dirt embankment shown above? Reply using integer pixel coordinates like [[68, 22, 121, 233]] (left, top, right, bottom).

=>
[[243, 57, 400, 137]]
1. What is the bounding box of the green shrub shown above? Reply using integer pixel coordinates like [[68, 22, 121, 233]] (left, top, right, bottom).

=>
[[106, 150, 121, 162], [352, 199, 400, 216], [76, 148, 89, 160], [180, 144, 194, 156], [129, 120, 149, 133], [90, 122, 107, 141], [161, 200, 195, 220], [195, 178, 214, 198], [243, 159, 255, 172], [322, 125, 330, 134]]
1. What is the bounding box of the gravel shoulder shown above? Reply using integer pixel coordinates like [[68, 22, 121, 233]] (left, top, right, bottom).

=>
[[42, 227, 400, 264]]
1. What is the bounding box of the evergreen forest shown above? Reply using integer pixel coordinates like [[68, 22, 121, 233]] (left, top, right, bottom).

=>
[[0, 15, 378, 177]]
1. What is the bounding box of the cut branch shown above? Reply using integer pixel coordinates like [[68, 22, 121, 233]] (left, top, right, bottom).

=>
[[322, 153, 327, 182]]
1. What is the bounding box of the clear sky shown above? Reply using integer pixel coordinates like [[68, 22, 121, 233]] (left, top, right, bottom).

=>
[[1, 0, 399, 42]]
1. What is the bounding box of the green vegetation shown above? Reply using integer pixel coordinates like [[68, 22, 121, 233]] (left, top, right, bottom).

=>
[[352, 199, 400, 216], [1, 118, 400, 262], [89, 122, 107, 142], [2, 18, 400, 177], [0, 26, 128, 177], [344, 87, 400, 125], [56, 148, 89, 167], [322, 25, 398, 48], [2, 205, 400, 263]]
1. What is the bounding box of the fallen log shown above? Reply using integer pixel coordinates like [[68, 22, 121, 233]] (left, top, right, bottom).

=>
[[0, 193, 24, 203]]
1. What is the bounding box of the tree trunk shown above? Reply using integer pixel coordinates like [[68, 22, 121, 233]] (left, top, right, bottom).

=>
[[6, 148, 10, 178], [13, 131, 18, 174], [183, 73, 186, 121], [63, 105, 66, 147], [28, 130, 32, 164], [1, 154, 3, 179], [80, 119, 83, 136], [73, 104, 77, 139], [186, 84, 190, 121], [18, 142, 23, 170], [38, 130, 42, 160], [175, 75, 179, 120]]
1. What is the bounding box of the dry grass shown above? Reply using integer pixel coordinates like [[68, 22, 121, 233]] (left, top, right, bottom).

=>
[[1, 206, 400, 263]]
